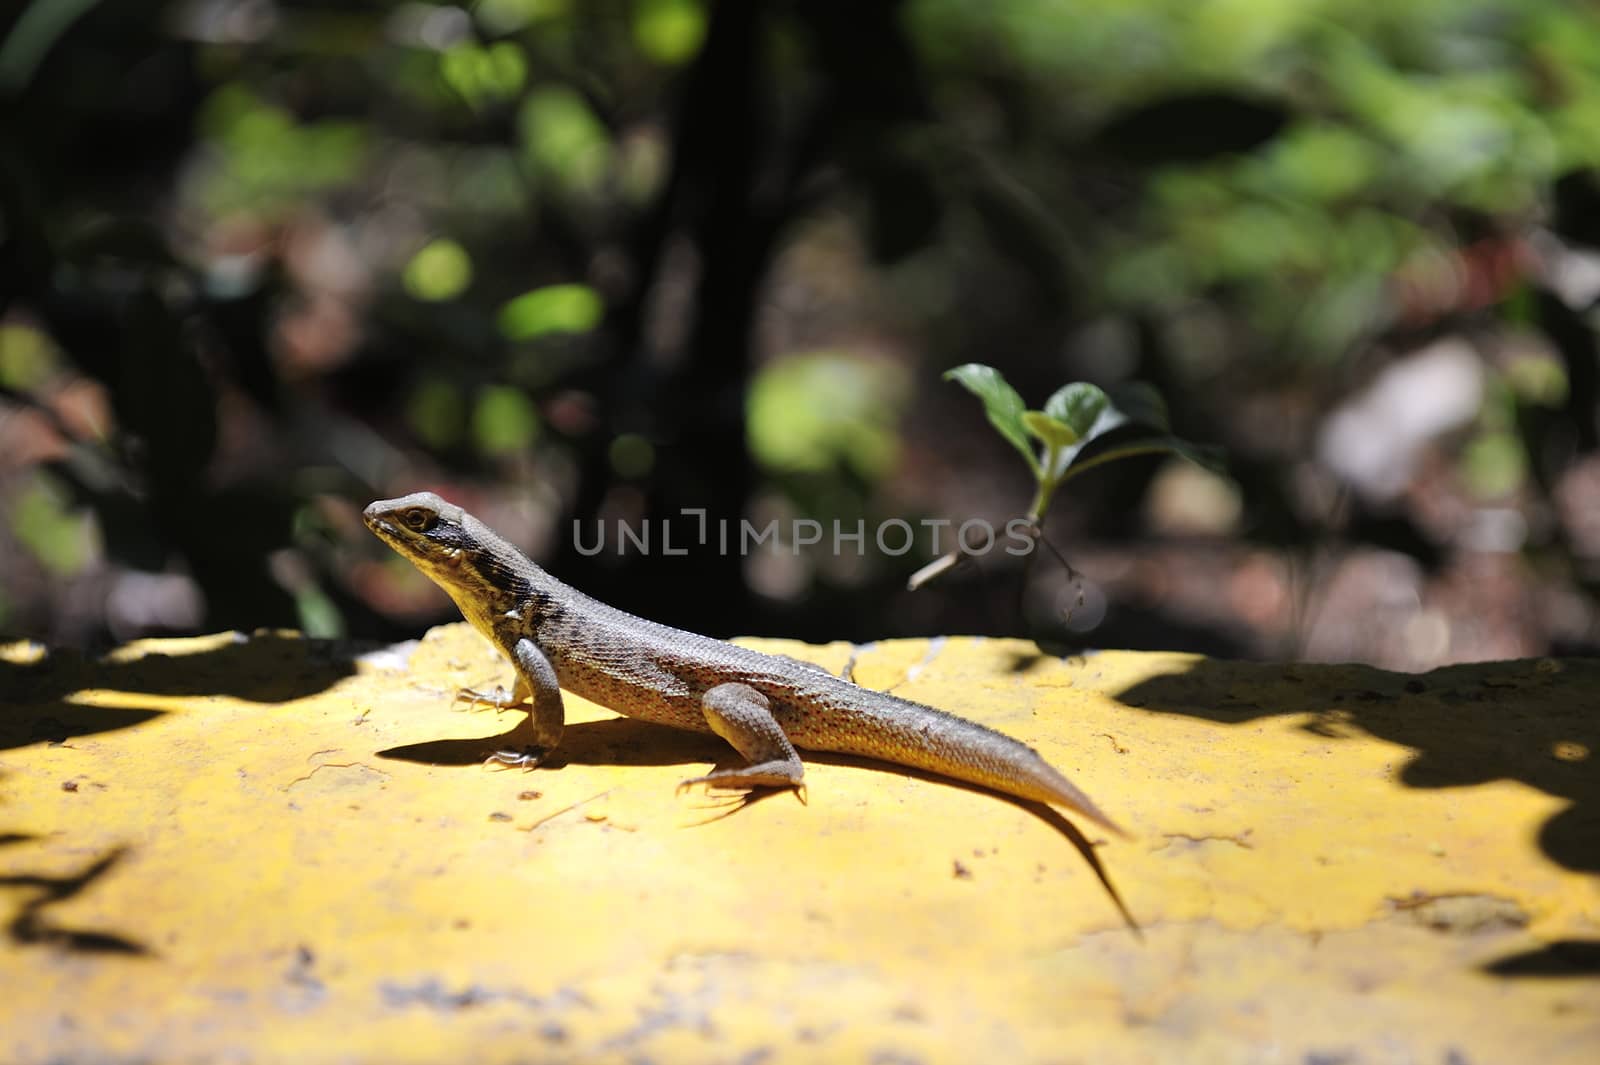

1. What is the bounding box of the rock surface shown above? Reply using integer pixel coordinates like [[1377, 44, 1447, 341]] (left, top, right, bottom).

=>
[[1, 625, 1596, 1062]]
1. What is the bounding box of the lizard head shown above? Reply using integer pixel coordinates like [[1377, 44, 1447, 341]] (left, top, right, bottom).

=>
[[363, 492, 532, 631], [363, 491, 467, 570]]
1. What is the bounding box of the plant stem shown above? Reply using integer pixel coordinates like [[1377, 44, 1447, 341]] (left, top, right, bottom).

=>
[[1028, 442, 1062, 523]]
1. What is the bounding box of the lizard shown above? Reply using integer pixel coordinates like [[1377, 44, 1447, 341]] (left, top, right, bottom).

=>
[[364, 491, 1125, 837]]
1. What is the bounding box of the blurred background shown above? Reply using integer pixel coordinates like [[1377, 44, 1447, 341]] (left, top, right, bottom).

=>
[[3, 0, 1600, 670]]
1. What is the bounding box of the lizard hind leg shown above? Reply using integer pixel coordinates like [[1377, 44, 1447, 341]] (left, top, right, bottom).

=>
[[678, 682, 806, 795]]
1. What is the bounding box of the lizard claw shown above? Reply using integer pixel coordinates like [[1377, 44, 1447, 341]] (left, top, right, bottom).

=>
[[456, 686, 523, 714], [676, 772, 807, 802], [485, 746, 548, 770], [676, 774, 743, 797]]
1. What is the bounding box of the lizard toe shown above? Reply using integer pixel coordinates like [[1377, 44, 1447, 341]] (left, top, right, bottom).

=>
[[456, 685, 524, 713], [485, 746, 548, 770], [677, 766, 804, 794]]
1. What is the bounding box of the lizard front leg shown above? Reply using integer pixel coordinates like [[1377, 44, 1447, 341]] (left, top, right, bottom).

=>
[[486, 637, 566, 768], [455, 679, 524, 713], [679, 683, 805, 793]]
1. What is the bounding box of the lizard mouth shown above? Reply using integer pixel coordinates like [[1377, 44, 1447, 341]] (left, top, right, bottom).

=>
[[362, 509, 401, 544]]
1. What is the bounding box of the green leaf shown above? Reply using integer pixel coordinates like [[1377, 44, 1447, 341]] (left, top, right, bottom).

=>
[[1021, 410, 1078, 447], [943, 363, 1037, 472], [1107, 381, 1170, 430], [498, 284, 603, 340], [441, 41, 527, 108], [519, 87, 613, 193], [749, 351, 909, 479], [10, 472, 88, 576], [403, 239, 473, 302], [1061, 436, 1227, 483], [1046, 382, 1222, 480], [294, 585, 346, 639], [0, 321, 60, 391], [1461, 429, 1525, 500], [634, 0, 706, 65], [472, 385, 540, 455], [1043, 382, 1110, 439]]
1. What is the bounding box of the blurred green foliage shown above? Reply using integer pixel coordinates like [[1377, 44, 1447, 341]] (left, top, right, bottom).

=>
[[608, 432, 655, 478], [404, 239, 474, 301], [634, 0, 707, 65], [2, 0, 1600, 654], [11, 473, 90, 578], [0, 321, 58, 391], [408, 377, 469, 451], [472, 384, 541, 454], [520, 86, 613, 193], [748, 353, 910, 480], [441, 40, 527, 108], [499, 284, 603, 340], [199, 84, 369, 216], [910, 0, 1600, 358]]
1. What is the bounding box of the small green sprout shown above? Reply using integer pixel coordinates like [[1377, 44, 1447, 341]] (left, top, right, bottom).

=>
[[911, 363, 1223, 590]]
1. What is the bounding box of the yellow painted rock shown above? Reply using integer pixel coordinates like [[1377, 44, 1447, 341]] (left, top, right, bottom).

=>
[[1, 626, 1596, 1063]]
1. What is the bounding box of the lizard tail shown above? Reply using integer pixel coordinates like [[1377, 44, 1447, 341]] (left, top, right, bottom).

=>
[[1021, 758, 1130, 840], [821, 698, 1129, 838]]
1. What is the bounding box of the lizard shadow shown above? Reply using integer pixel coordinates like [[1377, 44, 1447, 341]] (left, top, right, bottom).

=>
[[378, 717, 1140, 932], [804, 750, 1140, 934], [377, 715, 726, 769]]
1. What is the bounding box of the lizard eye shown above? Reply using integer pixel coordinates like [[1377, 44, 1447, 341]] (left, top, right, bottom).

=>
[[399, 508, 436, 532]]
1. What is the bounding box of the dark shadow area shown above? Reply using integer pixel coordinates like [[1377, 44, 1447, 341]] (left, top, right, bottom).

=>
[[0, 635, 368, 962], [1113, 657, 1600, 874], [0, 634, 365, 961], [378, 715, 726, 770], [0, 704, 165, 753], [1, 631, 362, 704], [1483, 940, 1600, 978], [380, 715, 1138, 931], [1011, 645, 1106, 673], [679, 781, 804, 826], [1088, 603, 1260, 661], [1001, 650, 1051, 675], [0, 631, 365, 752], [0, 844, 148, 956]]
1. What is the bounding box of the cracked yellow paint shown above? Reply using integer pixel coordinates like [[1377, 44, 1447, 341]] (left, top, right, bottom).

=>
[[2, 625, 1597, 1063]]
